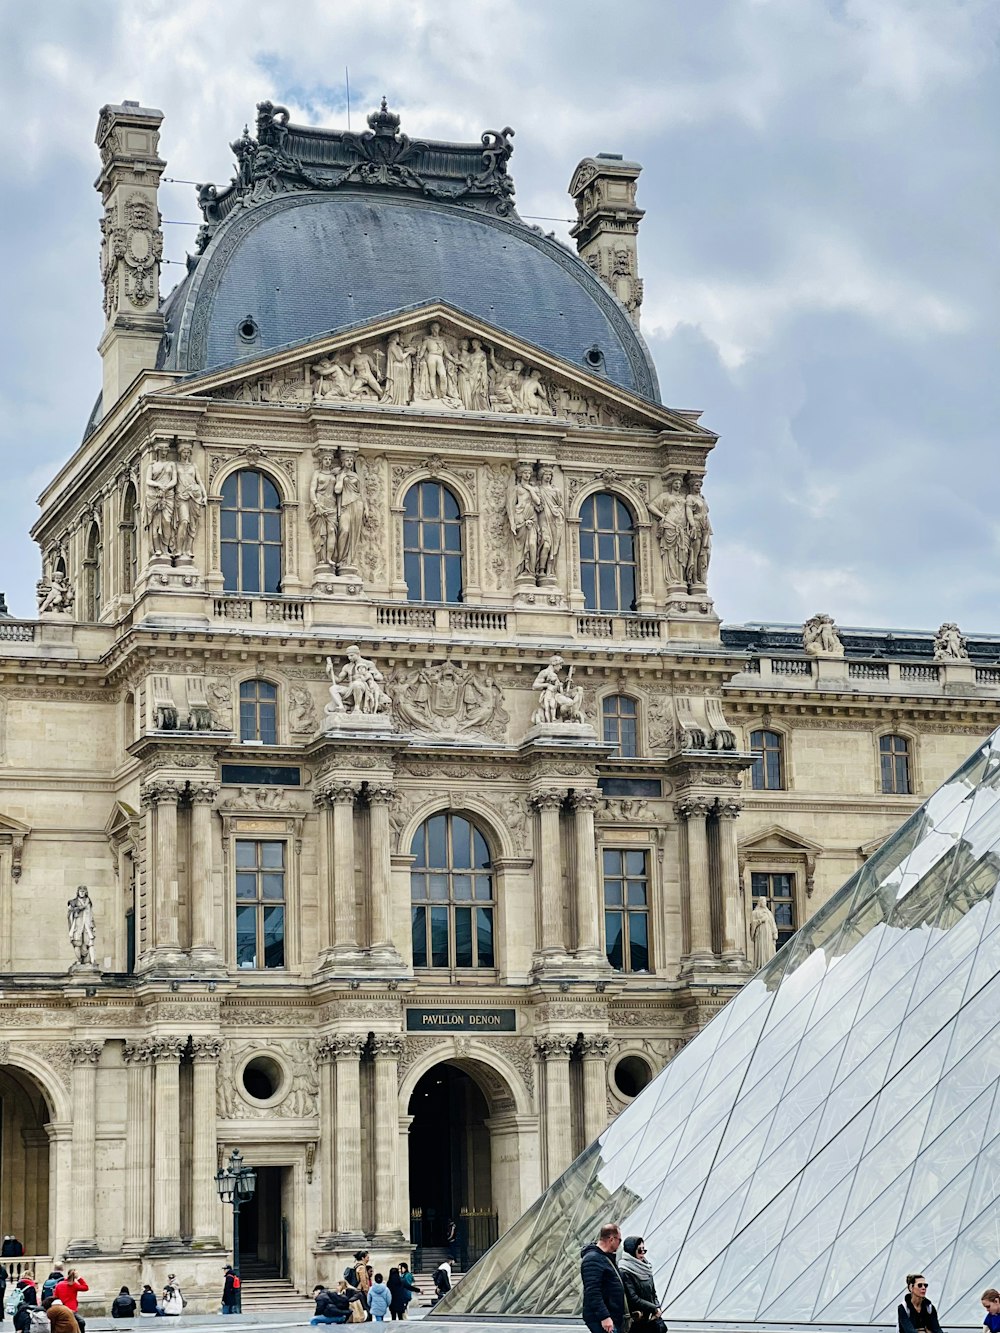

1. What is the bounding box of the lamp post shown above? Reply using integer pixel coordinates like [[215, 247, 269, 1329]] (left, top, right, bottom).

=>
[[214, 1147, 257, 1314]]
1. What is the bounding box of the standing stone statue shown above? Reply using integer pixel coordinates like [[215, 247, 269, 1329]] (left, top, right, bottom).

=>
[[535, 464, 564, 578], [381, 332, 416, 406], [750, 898, 779, 969], [802, 613, 844, 657], [684, 473, 712, 590], [332, 454, 363, 570], [308, 451, 339, 567], [415, 322, 456, 400], [934, 623, 968, 661], [531, 655, 585, 725], [144, 442, 177, 558], [508, 463, 541, 580], [68, 885, 97, 967], [465, 338, 491, 410], [171, 442, 206, 560], [648, 475, 690, 592]]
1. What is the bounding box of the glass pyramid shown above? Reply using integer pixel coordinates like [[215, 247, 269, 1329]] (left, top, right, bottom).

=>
[[442, 730, 1000, 1324]]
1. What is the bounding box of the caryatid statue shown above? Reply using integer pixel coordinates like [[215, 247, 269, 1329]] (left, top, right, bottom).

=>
[[684, 473, 712, 590], [144, 441, 176, 559], [309, 450, 363, 572], [67, 884, 97, 967], [535, 464, 564, 579], [508, 463, 540, 580], [171, 442, 207, 560], [648, 475, 690, 593]]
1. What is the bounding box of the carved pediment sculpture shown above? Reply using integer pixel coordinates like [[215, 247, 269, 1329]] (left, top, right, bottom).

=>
[[393, 662, 509, 740]]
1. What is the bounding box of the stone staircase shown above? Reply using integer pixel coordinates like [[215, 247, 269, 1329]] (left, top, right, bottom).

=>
[[237, 1260, 311, 1313], [414, 1248, 466, 1307]]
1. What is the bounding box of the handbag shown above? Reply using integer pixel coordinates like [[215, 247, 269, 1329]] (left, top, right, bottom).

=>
[[349, 1299, 366, 1323]]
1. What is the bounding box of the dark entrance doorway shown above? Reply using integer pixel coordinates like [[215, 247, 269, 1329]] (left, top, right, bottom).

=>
[[408, 1063, 494, 1259], [237, 1165, 287, 1276]]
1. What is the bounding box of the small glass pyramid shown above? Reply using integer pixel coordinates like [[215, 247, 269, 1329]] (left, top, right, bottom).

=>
[[443, 730, 1000, 1324]]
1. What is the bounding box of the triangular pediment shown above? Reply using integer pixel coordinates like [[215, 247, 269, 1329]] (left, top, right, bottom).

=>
[[105, 800, 138, 841], [166, 302, 710, 438], [0, 813, 30, 839], [739, 823, 825, 856]]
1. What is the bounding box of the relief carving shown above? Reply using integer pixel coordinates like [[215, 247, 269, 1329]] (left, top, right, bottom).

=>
[[393, 662, 508, 740], [358, 455, 386, 581], [288, 686, 319, 736]]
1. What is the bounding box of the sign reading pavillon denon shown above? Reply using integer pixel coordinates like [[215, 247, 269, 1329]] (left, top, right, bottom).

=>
[[406, 1007, 517, 1032]]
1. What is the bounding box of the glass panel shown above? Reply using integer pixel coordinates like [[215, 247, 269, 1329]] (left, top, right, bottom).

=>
[[235, 872, 256, 901], [430, 906, 449, 967], [261, 873, 284, 901], [235, 905, 256, 968], [455, 907, 473, 967], [629, 914, 649, 971], [476, 908, 494, 967], [427, 815, 447, 866], [453, 874, 472, 901], [605, 912, 623, 969], [411, 906, 427, 967], [263, 906, 284, 968], [235, 841, 256, 868], [261, 842, 284, 868]]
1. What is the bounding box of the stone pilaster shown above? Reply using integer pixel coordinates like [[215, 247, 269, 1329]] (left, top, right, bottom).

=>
[[569, 790, 609, 969], [189, 784, 221, 965], [530, 790, 569, 970], [315, 1038, 337, 1240], [65, 1040, 102, 1256], [536, 1035, 575, 1186], [331, 1034, 367, 1243], [190, 1037, 223, 1245], [371, 1035, 406, 1241], [317, 783, 363, 968], [716, 800, 748, 966], [122, 1039, 154, 1253], [150, 1035, 185, 1245], [579, 1035, 612, 1146], [675, 796, 715, 965], [367, 785, 405, 972], [140, 778, 184, 967]]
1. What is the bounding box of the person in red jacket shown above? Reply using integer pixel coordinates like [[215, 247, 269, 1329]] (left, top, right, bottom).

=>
[[51, 1272, 87, 1333]]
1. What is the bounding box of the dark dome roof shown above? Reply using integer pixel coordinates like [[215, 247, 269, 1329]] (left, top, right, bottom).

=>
[[162, 191, 659, 400]]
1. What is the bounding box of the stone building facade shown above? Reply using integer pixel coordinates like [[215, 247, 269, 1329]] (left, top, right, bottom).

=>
[[0, 97, 997, 1311]]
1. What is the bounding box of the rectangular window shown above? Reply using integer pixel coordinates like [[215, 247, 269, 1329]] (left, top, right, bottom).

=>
[[234, 839, 286, 969], [751, 871, 797, 949], [603, 848, 651, 972]]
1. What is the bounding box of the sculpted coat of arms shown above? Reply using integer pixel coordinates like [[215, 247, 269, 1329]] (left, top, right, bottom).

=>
[[394, 662, 508, 740]]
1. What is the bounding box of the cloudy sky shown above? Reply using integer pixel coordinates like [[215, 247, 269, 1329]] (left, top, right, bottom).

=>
[[2, 0, 998, 630]]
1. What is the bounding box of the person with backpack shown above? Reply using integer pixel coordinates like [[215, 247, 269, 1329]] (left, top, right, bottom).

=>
[[11, 1296, 48, 1333], [221, 1267, 240, 1315], [432, 1261, 451, 1303], [8, 1272, 37, 1319], [40, 1271, 64, 1305], [111, 1288, 137, 1319]]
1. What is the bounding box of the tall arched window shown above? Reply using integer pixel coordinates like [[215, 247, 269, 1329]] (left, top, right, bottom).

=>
[[221, 469, 282, 594], [410, 812, 494, 970], [403, 480, 463, 603], [120, 483, 138, 595], [580, 492, 636, 613], [603, 695, 639, 758], [84, 523, 102, 621], [240, 680, 278, 745], [750, 729, 785, 790], [880, 734, 912, 795]]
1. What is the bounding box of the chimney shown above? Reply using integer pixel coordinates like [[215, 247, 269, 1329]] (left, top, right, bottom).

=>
[[568, 153, 644, 326], [94, 100, 166, 412]]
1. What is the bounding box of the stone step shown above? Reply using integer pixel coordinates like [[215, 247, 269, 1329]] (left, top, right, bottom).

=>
[[238, 1277, 310, 1312]]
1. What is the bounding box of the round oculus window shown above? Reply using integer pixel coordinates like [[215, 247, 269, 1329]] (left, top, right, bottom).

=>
[[613, 1054, 652, 1099], [241, 1054, 283, 1102]]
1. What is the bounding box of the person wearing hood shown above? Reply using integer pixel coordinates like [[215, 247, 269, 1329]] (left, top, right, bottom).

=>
[[368, 1274, 391, 1322], [619, 1238, 665, 1333], [580, 1223, 626, 1333]]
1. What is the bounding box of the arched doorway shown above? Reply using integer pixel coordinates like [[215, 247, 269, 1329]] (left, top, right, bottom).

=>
[[0, 1066, 51, 1254]]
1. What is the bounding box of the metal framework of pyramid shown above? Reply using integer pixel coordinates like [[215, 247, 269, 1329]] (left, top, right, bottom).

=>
[[443, 730, 1000, 1325]]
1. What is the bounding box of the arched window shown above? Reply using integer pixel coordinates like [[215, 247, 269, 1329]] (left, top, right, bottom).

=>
[[240, 679, 278, 745], [750, 729, 785, 790], [580, 492, 636, 613], [410, 812, 494, 970], [121, 483, 138, 595], [403, 480, 463, 603], [880, 734, 912, 795], [603, 695, 639, 758], [221, 469, 282, 594], [84, 523, 102, 621]]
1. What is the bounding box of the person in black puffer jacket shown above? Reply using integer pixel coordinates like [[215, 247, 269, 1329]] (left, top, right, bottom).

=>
[[619, 1237, 665, 1333], [581, 1223, 626, 1333]]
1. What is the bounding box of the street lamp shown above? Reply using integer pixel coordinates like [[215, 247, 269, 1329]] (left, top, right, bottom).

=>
[[214, 1147, 257, 1313]]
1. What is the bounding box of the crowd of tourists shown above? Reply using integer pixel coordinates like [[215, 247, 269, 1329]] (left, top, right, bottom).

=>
[[0, 1261, 187, 1330], [580, 1224, 1000, 1333], [310, 1251, 426, 1325]]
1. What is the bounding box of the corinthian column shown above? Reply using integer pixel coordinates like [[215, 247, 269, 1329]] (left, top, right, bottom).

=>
[[190, 784, 220, 962], [536, 1035, 575, 1186], [675, 796, 714, 963], [151, 1036, 185, 1242], [65, 1040, 102, 1255], [579, 1035, 611, 1146], [530, 790, 568, 968], [122, 1039, 154, 1252], [367, 786, 404, 968], [716, 800, 747, 963], [569, 790, 606, 966], [142, 778, 183, 961], [324, 783, 361, 963], [371, 1035, 406, 1241], [191, 1037, 223, 1244], [315, 1038, 337, 1238], [332, 1035, 367, 1242]]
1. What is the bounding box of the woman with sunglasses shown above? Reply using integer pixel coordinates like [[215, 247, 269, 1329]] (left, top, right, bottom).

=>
[[619, 1238, 666, 1333], [899, 1274, 944, 1333]]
